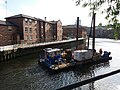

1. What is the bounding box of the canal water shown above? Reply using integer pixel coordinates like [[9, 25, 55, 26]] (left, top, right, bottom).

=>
[[0, 38, 120, 90]]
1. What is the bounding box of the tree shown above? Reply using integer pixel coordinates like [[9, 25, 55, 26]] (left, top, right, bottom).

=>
[[98, 23, 102, 29], [75, 0, 120, 39]]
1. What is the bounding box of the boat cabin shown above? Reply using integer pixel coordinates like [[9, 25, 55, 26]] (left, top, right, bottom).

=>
[[46, 48, 61, 58], [43, 48, 62, 64]]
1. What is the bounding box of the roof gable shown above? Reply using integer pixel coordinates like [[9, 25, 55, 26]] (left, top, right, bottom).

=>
[[5, 14, 37, 20]]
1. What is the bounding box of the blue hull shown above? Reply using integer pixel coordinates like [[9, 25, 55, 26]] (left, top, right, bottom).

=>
[[39, 57, 112, 71]]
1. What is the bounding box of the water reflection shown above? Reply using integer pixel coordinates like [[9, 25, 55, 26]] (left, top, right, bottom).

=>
[[72, 62, 110, 90]]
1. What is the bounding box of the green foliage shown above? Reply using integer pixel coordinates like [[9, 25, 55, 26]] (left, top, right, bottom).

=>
[[98, 23, 102, 28], [114, 30, 119, 40], [75, 0, 120, 39]]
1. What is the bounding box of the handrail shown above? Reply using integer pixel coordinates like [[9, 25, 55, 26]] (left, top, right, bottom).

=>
[[56, 69, 120, 90]]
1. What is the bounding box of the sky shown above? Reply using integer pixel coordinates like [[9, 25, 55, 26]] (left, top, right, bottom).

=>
[[0, 0, 113, 26]]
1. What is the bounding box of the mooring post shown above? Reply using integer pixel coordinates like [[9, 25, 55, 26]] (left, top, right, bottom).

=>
[[92, 13, 96, 55], [76, 17, 79, 49]]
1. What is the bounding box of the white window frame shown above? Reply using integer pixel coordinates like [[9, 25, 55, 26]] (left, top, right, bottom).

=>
[[25, 27, 28, 32], [25, 18, 28, 23], [30, 35, 32, 40]]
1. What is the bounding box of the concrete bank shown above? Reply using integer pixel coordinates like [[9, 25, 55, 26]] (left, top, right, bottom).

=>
[[0, 38, 86, 62]]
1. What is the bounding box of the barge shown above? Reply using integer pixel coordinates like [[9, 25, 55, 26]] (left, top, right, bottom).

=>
[[38, 48, 112, 71]]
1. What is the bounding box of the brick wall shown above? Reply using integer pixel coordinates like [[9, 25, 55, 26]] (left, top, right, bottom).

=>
[[39, 21, 45, 42], [6, 18, 40, 44], [0, 25, 18, 46], [23, 18, 39, 44], [4, 14, 64, 44], [57, 20, 63, 41], [45, 22, 53, 42], [85, 27, 118, 39], [89, 29, 115, 39], [62, 26, 87, 39], [6, 18, 23, 40]]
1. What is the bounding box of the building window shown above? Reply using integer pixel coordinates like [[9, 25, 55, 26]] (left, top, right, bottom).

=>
[[8, 26, 12, 32], [34, 21, 37, 26], [25, 18, 28, 23], [25, 27, 28, 32], [35, 29, 37, 32], [30, 35, 32, 40], [35, 21, 37, 24], [26, 35, 29, 40], [41, 26, 43, 28], [29, 19, 32, 24], [29, 28, 32, 33], [8, 29, 12, 32]]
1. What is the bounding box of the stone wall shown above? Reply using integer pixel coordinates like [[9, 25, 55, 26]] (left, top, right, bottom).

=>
[[94, 29, 114, 39], [86, 28, 119, 39], [62, 25, 87, 39], [0, 38, 86, 61]]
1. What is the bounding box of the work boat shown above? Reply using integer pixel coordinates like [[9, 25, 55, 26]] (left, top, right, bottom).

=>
[[38, 48, 112, 71]]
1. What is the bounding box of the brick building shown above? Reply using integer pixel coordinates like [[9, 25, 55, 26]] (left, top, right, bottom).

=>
[[3, 14, 63, 45], [62, 25, 87, 39], [0, 20, 19, 46], [6, 14, 40, 44], [50, 20, 63, 41]]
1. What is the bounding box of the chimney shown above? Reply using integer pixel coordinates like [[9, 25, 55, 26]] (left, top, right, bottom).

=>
[[44, 17, 46, 21]]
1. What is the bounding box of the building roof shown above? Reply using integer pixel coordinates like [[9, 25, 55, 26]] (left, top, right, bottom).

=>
[[49, 21, 57, 24], [0, 20, 16, 26], [50, 20, 62, 24], [37, 18, 45, 21], [37, 18, 52, 24], [38, 20, 57, 24], [5, 14, 38, 20], [62, 25, 82, 28], [5, 14, 61, 25]]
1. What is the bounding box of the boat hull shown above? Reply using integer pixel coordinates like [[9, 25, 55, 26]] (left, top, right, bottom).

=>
[[39, 57, 112, 71]]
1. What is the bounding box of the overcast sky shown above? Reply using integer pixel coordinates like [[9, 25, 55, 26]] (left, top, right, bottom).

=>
[[0, 0, 111, 26]]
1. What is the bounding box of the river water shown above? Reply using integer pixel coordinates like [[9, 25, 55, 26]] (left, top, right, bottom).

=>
[[0, 38, 120, 90]]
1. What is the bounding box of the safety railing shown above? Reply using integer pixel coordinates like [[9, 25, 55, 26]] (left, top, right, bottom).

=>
[[56, 69, 120, 90]]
